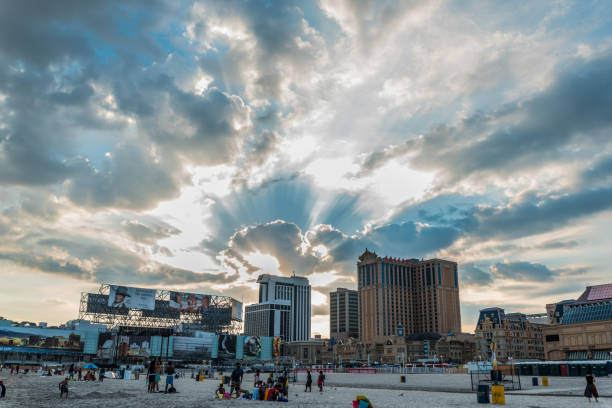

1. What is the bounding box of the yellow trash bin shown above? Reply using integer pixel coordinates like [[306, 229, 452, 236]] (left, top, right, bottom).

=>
[[491, 385, 505, 405], [542, 377, 549, 386]]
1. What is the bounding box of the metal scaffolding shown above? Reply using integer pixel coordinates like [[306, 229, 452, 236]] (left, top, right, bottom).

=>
[[78, 284, 242, 334]]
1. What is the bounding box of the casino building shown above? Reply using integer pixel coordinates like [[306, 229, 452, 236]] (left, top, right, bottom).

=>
[[357, 249, 461, 345], [474, 307, 546, 361], [543, 283, 612, 361]]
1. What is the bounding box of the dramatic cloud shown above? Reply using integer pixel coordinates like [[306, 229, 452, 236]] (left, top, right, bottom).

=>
[[1, 0, 611, 334]]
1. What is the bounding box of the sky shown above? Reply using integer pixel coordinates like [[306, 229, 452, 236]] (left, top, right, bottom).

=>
[[1, 0, 612, 337]]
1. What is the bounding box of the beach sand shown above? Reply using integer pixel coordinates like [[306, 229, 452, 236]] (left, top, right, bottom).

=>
[[0, 371, 610, 407]]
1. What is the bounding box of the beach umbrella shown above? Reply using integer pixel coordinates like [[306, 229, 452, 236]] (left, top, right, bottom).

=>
[[83, 363, 99, 369]]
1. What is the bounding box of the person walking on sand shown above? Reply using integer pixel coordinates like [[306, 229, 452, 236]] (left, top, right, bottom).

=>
[[305, 370, 312, 392], [254, 369, 260, 387], [317, 370, 325, 392], [59, 377, 69, 399], [230, 362, 244, 398], [147, 361, 156, 393], [155, 360, 162, 392], [164, 361, 175, 393], [584, 370, 599, 403]]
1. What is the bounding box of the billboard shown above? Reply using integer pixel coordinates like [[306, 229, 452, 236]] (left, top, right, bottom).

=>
[[97, 332, 116, 359], [232, 300, 243, 320], [243, 336, 261, 359], [169, 292, 210, 313], [117, 335, 151, 357], [173, 333, 215, 359], [218, 334, 236, 358], [142, 300, 180, 319], [87, 293, 128, 315], [0, 327, 83, 351], [108, 285, 156, 310], [272, 337, 281, 358]]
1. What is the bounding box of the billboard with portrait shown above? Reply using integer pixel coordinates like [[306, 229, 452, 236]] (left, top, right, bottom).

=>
[[107, 285, 156, 310], [116, 335, 151, 357], [217, 334, 236, 358], [243, 336, 261, 359], [0, 327, 83, 351], [169, 292, 210, 313], [272, 337, 282, 358], [97, 332, 116, 359]]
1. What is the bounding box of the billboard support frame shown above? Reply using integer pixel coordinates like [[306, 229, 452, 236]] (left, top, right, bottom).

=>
[[78, 284, 242, 334]]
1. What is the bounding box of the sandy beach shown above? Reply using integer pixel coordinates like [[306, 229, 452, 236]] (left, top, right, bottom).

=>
[[0, 372, 610, 407]]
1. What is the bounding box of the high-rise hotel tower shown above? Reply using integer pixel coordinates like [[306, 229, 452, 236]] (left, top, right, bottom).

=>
[[357, 249, 461, 344], [244, 274, 311, 342]]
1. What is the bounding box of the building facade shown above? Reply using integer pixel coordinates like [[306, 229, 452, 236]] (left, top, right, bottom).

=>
[[357, 249, 461, 344], [330, 288, 359, 340], [285, 339, 326, 365], [244, 274, 311, 342], [384, 332, 475, 364], [474, 307, 545, 361], [543, 283, 612, 361]]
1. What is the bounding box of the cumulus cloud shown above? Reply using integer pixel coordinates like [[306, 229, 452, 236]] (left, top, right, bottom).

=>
[[1, 0, 611, 333], [491, 261, 555, 281], [356, 50, 612, 187], [461, 264, 494, 287]]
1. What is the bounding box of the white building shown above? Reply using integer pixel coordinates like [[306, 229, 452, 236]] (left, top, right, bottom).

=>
[[244, 274, 311, 341]]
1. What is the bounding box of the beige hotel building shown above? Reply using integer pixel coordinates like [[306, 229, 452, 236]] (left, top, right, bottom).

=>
[[357, 249, 461, 344]]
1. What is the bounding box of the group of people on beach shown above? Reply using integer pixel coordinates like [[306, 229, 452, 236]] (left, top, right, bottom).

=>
[[213, 364, 328, 401], [304, 369, 325, 392], [216, 363, 292, 401], [147, 359, 177, 393]]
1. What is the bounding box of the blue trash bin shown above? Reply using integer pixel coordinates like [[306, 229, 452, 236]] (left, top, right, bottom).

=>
[[477, 384, 490, 403]]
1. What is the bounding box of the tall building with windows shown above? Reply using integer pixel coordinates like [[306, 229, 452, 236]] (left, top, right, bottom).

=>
[[244, 274, 311, 342], [357, 249, 461, 344], [330, 288, 358, 339]]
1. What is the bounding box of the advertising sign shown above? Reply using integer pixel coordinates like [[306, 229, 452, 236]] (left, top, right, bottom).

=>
[[243, 336, 261, 359], [97, 332, 116, 359], [169, 292, 210, 313], [173, 333, 215, 359], [232, 300, 243, 320], [107, 285, 156, 310], [0, 327, 83, 351], [218, 334, 236, 358], [117, 335, 151, 357], [272, 337, 281, 358]]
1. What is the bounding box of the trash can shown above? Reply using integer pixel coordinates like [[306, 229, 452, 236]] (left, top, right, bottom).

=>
[[542, 377, 548, 386], [477, 384, 490, 403], [532, 377, 538, 386], [400, 375, 406, 383], [491, 385, 505, 405]]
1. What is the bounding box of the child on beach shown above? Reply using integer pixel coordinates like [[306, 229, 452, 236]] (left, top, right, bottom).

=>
[[59, 377, 69, 399], [216, 383, 225, 398], [317, 371, 325, 392]]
